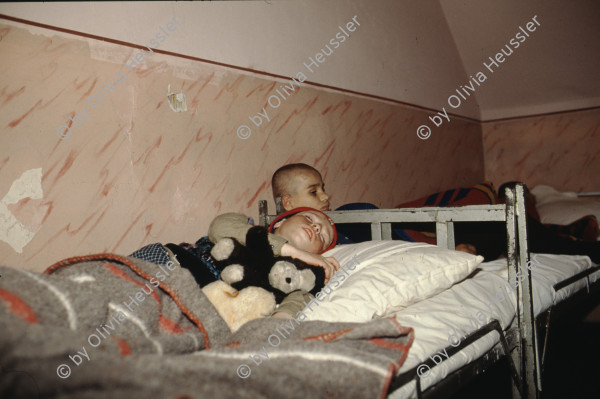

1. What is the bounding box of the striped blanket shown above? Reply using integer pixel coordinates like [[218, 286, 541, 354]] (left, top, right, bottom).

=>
[[0, 253, 414, 399], [396, 182, 498, 244], [395, 182, 497, 209]]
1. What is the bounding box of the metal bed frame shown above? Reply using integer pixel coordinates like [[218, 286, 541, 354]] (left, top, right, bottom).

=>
[[258, 183, 600, 399]]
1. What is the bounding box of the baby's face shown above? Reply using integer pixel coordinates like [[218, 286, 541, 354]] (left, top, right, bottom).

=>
[[287, 171, 330, 211], [274, 211, 334, 254]]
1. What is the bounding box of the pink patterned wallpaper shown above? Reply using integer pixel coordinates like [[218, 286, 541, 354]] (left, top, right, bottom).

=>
[[482, 108, 600, 193], [0, 21, 484, 271]]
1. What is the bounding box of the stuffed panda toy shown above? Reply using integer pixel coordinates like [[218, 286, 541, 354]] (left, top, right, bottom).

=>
[[210, 226, 326, 303]]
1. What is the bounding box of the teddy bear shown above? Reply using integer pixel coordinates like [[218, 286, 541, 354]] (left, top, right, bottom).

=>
[[210, 226, 326, 304], [202, 280, 276, 332]]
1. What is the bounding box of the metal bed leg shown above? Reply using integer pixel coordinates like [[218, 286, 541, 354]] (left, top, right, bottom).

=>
[[511, 350, 523, 399], [538, 309, 552, 379], [416, 377, 423, 399], [507, 183, 539, 398], [505, 185, 524, 398], [389, 321, 523, 397], [515, 184, 539, 399]]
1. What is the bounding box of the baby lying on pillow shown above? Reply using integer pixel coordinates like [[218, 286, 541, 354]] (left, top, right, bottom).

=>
[[130, 208, 340, 320], [208, 208, 339, 280]]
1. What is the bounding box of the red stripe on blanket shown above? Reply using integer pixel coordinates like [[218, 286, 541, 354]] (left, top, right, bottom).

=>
[[0, 288, 38, 324], [395, 181, 497, 208], [104, 264, 187, 335], [375, 319, 416, 398], [110, 336, 131, 356], [380, 363, 396, 399], [43, 253, 212, 348], [158, 315, 184, 334], [382, 317, 415, 368], [303, 327, 354, 342], [225, 341, 241, 348], [369, 337, 415, 358], [103, 263, 162, 304]]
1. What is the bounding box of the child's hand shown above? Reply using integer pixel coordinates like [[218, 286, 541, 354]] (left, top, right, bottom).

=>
[[272, 312, 293, 319], [455, 243, 477, 255], [281, 244, 340, 282]]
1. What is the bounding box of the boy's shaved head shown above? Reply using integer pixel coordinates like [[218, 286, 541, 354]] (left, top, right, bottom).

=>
[[272, 163, 321, 199], [272, 163, 330, 212]]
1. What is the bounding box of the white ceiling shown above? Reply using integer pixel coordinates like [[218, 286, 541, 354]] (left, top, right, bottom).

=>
[[1, 0, 598, 121], [440, 0, 600, 121]]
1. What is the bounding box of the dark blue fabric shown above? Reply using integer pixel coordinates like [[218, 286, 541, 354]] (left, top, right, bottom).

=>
[[439, 190, 455, 207], [130, 243, 171, 265], [454, 188, 471, 203], [424, 194, 438, 206], [334, 203, 414, 244], [131, 238, 220, 285], [336, 233, 358, 245], [391, 224, 415, 242], [178, 236, 220, 280]]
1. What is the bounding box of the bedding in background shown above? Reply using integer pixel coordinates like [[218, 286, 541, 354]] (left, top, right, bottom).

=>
[[305, 241, 483, 322], [0, 254, 415, 399], [532, 185, 600, 240], [394, 181, 498, 244], [544, 214, 599, 242], [394, 181, 497, 209]]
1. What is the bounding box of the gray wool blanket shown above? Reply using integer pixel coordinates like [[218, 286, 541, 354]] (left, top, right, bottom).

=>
[[0, 253, 414, 399]]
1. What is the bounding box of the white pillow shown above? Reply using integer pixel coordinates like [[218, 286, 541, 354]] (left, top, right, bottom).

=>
[[532, 185, 600, 231], [302, 241, 483, 322]]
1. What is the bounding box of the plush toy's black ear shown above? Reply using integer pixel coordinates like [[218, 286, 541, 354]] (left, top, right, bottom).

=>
[[166, 243, 218, 288], [245, 226, 275, 263], [228, 226, 280, 297], [308, 267, 326, 296]]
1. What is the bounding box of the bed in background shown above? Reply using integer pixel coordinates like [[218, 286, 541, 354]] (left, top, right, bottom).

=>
[[531, 185, 600, 241], [259, 183, 600, 399]]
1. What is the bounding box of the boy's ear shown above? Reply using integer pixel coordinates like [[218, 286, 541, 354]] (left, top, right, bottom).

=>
[[281, 194, 294, 211]]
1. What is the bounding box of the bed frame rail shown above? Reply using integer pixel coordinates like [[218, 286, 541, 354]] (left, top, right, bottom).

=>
[[388, 320, 521, 399], [259, 202, 507, 250], [258, 183, 538, 398]]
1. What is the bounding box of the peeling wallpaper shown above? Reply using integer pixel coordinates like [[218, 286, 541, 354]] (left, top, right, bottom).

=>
[[1, 168, 43, 252]]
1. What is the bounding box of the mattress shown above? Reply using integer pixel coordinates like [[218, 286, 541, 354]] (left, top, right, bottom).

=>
[[388, 253, 597, 399]]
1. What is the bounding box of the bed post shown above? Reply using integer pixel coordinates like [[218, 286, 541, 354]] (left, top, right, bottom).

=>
[[506, 183, 538, 398], [505, 185, 522, 398], [515, 183, 539, 399], [436, 221, 455, 250], [259, 200, 268, 227], [275, 196, 285, 214]]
